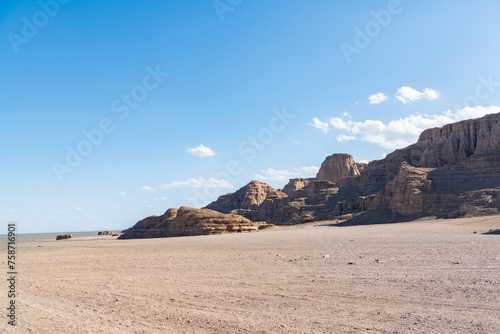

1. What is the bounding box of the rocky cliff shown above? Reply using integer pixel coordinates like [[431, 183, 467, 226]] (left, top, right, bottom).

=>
[[282, 178, 314, 195], [316, 153, 360, 182], [204, 112, 500, 225], [119, 207, 258, 239], [204, 180, 288, 221]]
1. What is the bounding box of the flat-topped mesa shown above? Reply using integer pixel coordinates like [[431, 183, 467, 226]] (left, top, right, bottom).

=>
[[204, 180, 287, 213], [282, 178, 314, 195], [118, 206, 258, 239], [315, 153, 360, 183], [410, 112, 500, 167]]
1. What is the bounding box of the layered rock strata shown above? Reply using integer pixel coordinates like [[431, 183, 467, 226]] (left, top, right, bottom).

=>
[[119, 207, 258, 239], [205, 112, 500, 224]]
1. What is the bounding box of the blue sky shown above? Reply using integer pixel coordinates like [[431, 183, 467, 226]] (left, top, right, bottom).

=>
[[2, 0, 500, 233]]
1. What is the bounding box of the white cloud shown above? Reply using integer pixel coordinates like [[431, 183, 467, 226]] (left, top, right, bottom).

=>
[[256, 169, 299, 183], [326, 106, 500, 150], [444, 105, 499, 120], [395, 86, 440, 104], [144, 204, 154, 208], [142, 186, 154, 191], [292, 140, 301, 145], [72, 207, 84, 211], [296, 166, 320, 174], [186, 144, 216, 157], [160, 197, 168, 200], [120, 192, 127, 196], [368, 93, 388, 104], [162, 177, 233, 189], [309, 118, 330, 134], [359, 160, 369, 164], [255, 166, 319, 184], [337, 134, 356, 142]]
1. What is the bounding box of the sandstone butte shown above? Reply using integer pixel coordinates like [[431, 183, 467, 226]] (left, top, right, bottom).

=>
[[122, 112, 500, 238], [118, 206, 258, 239]]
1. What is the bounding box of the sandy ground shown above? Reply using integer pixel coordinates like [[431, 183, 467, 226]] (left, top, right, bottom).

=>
[[2, 216, 500, 334]]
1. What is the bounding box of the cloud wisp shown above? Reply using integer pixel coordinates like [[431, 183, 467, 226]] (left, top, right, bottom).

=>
[[255, 166, 319, 184], [162, 177, 233, 189], [395, 86, 440, 104], [368, 93, 388, 104], [310, 106, 500, 149], [187, 144, 216, 157], [309, 118, 330, 134]]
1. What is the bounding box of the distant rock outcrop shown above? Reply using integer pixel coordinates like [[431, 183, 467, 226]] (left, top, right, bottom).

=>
[[98, 231, 120, 236], [118, 206, 258, 239], [204, 180, 288, 221], [56, 234, 72, 240], [282, 178, 314, 195], [315, 154, 360, 182]]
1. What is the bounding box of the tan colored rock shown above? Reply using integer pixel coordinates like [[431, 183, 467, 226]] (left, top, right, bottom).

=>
[[98, 231, 113, 235], [119, 207, 258, 239], [376, 162, 434, 216], [315, 154, 360, 182], [205, 180, 287, 214], [282, 178, 313, 195], [356, 163, 368, 173]]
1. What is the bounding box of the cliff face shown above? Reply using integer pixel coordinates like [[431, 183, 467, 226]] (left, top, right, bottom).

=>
[[282, 178, 314, 195], [205, 180, 287, 214], [316, 154, 360, 182], [118, 207, 258, 239], [204, 112, 500, 225]]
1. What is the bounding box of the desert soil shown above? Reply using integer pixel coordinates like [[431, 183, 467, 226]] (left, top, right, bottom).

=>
[[2, 216, 500, 333]]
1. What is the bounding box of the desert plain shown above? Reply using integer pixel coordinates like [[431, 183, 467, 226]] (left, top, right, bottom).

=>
[[1, 215, 499, 334]]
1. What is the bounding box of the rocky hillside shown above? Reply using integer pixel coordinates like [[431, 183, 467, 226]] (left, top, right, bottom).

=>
[[204, 112, 500, 224], [119, 207, 258, 239]]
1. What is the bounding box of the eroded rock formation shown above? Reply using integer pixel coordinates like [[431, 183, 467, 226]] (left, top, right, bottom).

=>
[[282, 178, 313, 195], [315, 153, 360, 182], [204, 112, 500, 224], [118, 207, 258, 239]]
